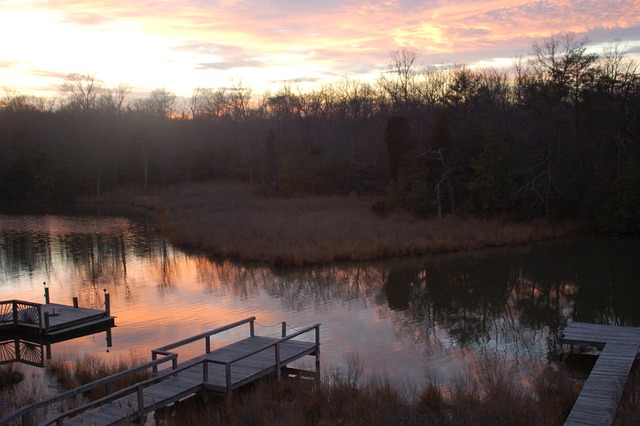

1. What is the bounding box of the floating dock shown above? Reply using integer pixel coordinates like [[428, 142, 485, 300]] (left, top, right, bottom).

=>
[[2, 316, 320, 426], [0, 291, 115, 366], [561, 322, 640, 426], [0, 295, 114, 338]]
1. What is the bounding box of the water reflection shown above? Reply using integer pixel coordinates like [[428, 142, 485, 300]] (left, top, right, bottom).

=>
[[2, 212, 640, 382]]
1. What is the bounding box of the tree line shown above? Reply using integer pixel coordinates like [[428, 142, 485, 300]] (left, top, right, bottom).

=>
[[1, 34, 639, 232]]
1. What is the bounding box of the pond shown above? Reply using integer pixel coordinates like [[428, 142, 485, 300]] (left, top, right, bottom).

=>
[[2, 208, 640, 385]]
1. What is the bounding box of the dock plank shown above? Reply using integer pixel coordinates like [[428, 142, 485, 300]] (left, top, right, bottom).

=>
[[562, 323, 640, 426]]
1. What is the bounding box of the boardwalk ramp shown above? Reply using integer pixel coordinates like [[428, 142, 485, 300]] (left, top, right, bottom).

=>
[[561, 322, 640, 426]]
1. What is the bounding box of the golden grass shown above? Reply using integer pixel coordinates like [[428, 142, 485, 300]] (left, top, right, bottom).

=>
[[123, 181, 582, 266]]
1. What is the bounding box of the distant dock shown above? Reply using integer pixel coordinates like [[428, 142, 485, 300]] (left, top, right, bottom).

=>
[[0, 288, 115, 366], [1, 316, 320, 426], [561, 322, 640, 425]]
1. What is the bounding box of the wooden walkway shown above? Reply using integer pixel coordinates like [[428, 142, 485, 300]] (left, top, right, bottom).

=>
[[1, 316, 320, 426], [561, 322, 640, 426]]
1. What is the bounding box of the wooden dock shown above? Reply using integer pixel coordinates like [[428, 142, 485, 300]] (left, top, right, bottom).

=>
[[1, 316, 320, 426], [1, 294, 115, 367], [0, 292, 114, 338], [561, 322, 640, 426]]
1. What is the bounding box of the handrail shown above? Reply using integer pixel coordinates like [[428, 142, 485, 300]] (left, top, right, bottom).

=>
[[225, 323, 321, 364], [202, 323, 321, 388], [151, 316, 255, 373], [45, 356, 203, 425], [0, 352, 178, 425], [152, 316, 255, 353], [0, 300, 43, 330]]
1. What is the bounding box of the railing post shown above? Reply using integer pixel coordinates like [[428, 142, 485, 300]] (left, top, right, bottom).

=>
[[206, 336, 211, 353], [203, 360, 208, 383], [104, 292, 111, 316], [152, 352, 158, 374], [281, 321, 286, 337], [137, 386, 144, 418], [44, 286, 50, 304], [38, 305, 43, 331], [12, 301, 18, 325], [275, 342, 281, 379], [44, 312, 50, 331], [315, 325, 321, 378], [72, 297, 78, 308], [250, 320, 254, 337], [225, 363, 232, 391], [172, 356, 178, 377]]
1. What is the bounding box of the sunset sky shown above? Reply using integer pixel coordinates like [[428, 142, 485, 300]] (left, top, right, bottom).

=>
[[2, 0, 639, 98]]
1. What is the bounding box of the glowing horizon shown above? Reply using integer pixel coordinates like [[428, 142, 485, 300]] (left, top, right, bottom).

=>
[[1, 0, 639, 99]]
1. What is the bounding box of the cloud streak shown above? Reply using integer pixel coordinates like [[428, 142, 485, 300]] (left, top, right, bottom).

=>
[[1, 0, 639, 96]]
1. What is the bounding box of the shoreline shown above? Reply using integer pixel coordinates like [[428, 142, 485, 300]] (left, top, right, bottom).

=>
[[115, 181, 583, 266]]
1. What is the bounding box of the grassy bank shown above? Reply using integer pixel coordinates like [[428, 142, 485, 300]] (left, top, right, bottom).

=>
[[121, 181, 581, 266]]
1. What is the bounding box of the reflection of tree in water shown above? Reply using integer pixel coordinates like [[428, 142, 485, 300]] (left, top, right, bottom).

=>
[[260, 265, 386, 312], [386, 236, 640, 360], [193, 259, 387, 312], [0, 215, 181, 306]]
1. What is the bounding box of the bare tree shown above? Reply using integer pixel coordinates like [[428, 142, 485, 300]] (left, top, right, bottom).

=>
[[61, 73, 103, 111], [379, 48, 420, 112]]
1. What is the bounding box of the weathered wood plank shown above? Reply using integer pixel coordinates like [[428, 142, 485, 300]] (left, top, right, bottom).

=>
[[563, 323, 640, 426]]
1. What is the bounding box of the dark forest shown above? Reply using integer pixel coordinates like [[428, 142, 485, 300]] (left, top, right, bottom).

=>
[[1, 35, 639, 232]]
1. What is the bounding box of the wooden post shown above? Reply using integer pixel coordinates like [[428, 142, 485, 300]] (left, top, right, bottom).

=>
[[225, 363, 232, 392], [104, 292, 111, 316], [275, 343, 281, 379], [44, 312, 50, 331], [44, 286, 50, 304], [250, 320, 254, 337], [315, 325, 321, 377], [72, 297, 78, 308], [137, 386, 144, 418], [12, 301, 18, 325], [205, 336, 211, 353], [106, 328, 113, 351], [281, 321, 286, 338]]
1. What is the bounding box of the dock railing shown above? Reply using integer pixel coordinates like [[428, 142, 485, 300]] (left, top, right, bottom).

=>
[[202, 322, 321, 390], [0, 351, 179, 426], [150, 316, 257, 374], [0, 300, 43, 331]]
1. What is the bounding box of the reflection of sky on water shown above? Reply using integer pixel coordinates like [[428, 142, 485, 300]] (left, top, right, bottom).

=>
[[2, 213, 640, 385]]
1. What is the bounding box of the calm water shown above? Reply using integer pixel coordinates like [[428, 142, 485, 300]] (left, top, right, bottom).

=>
[[2, 210, 640, 384]]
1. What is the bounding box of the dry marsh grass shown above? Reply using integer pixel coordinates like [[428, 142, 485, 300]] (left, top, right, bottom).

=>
[[125, 181, 581, 266], [46, 351, 148, 400], [160, 357, 582, 426]]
